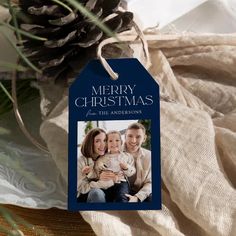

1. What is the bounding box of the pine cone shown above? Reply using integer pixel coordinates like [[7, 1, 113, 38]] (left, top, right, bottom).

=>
[[15, 0, 134, 81]]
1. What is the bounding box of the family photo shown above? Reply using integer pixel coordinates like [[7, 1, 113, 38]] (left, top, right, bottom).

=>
[[77, 120, 152, 203]]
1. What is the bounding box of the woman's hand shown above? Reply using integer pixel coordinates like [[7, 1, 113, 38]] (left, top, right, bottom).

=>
[[99, 171, 116, 181], [125, 194, 139, 202], [82, 165, 91, 175]]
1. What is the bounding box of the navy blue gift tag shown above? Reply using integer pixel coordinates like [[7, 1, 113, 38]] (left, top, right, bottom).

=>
[[68, 58, 161, 211]]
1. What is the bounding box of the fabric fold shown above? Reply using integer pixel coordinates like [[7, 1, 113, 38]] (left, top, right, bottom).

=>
[[39, 32, 236, 236]]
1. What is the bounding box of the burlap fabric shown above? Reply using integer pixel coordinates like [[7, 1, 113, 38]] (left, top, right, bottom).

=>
[[40, 33, 236, 236]]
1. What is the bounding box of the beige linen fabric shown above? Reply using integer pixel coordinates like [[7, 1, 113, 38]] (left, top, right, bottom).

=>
[[40, 33, 236, 236]]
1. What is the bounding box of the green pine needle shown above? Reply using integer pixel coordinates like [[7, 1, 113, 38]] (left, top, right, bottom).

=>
[[0, 81, 14, 103], [0, 209, 18, 231], [0, 21, 48, 41], [7, 0, 22, 42], [0, 61, 27, 72], [0, 206, 49, 236], [0, 127, 10, 135], [64, 0, 119, 41], [50, 0, 73, 12], [1, 30, 42, 74], [0, 226, 15, 236], [0, 79, 39, 116], [2, 207, 49, 236], [0, 206, 19, 236], [0, 1, 12, 9]]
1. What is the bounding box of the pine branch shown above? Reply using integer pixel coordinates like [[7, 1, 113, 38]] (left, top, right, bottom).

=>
[[64, 0, 118, 40]]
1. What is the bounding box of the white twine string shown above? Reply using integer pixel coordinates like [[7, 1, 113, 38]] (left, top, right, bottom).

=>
[[97, 21, 151, 80], [97, 22, 151, 80], [12, 69, 50, 153], [97, 22, 179, 80]]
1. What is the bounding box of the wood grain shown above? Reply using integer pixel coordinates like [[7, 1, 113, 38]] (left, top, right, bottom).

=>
[[1, 205, 95, 236]]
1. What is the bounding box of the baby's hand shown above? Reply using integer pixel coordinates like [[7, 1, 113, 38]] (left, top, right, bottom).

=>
[[82, 165, 91, 175], [120, 162, 128, 170]]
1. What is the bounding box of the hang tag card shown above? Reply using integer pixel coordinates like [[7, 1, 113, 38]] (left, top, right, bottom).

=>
[[68, 58, 161, 211]]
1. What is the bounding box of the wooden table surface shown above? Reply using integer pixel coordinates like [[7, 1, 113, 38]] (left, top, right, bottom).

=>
[[1, 205, 95, 236]]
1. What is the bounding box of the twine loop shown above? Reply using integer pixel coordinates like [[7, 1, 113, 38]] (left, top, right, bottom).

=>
[[97, 21, 151, 80]]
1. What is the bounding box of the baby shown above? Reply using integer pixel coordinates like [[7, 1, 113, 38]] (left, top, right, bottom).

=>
[[88, 130, 136, 202]]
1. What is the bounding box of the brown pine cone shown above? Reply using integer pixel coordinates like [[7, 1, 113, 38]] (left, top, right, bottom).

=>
[[14, 0, 133, 81]]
